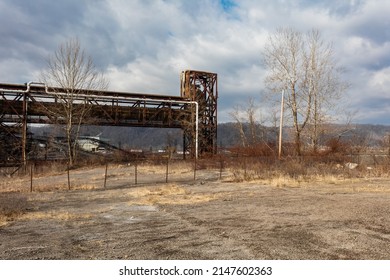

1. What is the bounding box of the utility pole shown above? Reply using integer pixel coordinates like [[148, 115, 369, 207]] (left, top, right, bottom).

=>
[[22, 92, 28, 170], [278, 90, 285, 160]]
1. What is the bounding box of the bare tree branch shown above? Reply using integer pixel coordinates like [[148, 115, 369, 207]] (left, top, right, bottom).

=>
[[40, 38, 109, 166], [263, 28, 348, 155]]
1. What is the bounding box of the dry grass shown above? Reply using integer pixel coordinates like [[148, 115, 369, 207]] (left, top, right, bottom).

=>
[[21, 211, 92, 221], [0, 193, 29, 226], [249, 174, 390, 193], [225, 158, 390, 193], [0, 177, 29, 193], [1, 158, 389, 195], [126, 184, 226, 205], [33, 184, 99, 192], [0, 175, 100, 193], [258, 174, 353, 188], [136, 161, 193, 175]]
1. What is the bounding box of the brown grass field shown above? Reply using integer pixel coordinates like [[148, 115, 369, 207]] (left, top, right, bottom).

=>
[[1, 162, 390, 259]]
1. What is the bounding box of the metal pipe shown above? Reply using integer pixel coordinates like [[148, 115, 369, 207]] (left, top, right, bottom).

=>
[[33, 83, 200, 159], [0, 81, 45, 93], [1, 81, 44, 167], [22, 91, 28, 168]]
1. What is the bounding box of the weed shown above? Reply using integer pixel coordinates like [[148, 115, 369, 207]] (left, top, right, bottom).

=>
[[0, 193, 29, 224]]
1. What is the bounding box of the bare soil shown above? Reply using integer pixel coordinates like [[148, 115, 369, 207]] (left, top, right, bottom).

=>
[[1, 167, 390, 260]]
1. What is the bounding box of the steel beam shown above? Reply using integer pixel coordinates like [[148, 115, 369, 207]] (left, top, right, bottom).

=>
[[0, 71, 218, 165]]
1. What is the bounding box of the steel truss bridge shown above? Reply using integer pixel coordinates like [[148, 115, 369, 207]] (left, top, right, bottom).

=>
[[0, 70, 217, 166]]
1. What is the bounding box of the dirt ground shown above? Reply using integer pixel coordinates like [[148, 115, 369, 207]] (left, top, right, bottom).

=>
[[0, 166, 390, 260]]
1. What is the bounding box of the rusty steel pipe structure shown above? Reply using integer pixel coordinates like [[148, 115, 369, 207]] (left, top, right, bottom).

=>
[[0, 70, 217, 166], [181, 70, 218, 157]]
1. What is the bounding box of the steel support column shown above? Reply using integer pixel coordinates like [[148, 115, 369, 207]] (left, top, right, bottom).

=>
[[180, 70, 218, 157]]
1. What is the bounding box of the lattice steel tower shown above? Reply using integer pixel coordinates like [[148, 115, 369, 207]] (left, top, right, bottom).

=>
[[180, 70, 218, 157]]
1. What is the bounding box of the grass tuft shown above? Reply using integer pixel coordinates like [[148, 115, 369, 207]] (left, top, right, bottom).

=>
[[0, 193, 29, 225]]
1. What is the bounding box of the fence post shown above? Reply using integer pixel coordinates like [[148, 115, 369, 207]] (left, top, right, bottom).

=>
[[67, 164, 71, 190], [193, 157, 197, 181], [135, 159, 138, 185], [219, 156, 223, 180], [244, 156, 247, 181], [103, 163, 108, 189], [30, 163, 33, 192], [166, 156, 169, 183]]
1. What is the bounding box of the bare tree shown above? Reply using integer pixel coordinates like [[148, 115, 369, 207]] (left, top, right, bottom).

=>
[[230, 98, 272, 153], [382, 134, 390, 157], [40, 38, 109, 166], [247, 97, 258, 145], [263, 28, 348, 155], [229, 104, 247, 147], [263, 28, 308, 155], [304, 30, 349, 152]]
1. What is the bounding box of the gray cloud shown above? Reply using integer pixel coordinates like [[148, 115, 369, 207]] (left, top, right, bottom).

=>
[[0, 0, 389, 124]]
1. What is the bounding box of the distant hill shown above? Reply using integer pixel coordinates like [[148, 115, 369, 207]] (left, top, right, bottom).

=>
[[30, 122, 390, 151]]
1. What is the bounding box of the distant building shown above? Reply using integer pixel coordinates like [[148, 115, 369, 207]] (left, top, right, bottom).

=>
[[77, 136, 102, 152]]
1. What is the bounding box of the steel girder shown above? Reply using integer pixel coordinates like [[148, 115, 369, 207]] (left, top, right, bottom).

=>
[[0, 72, 218, 165]]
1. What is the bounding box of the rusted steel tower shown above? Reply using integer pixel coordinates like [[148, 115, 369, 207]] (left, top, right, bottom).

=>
[[181, 70, 218, 157]]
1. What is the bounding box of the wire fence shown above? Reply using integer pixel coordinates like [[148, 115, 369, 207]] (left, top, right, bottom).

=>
[[1, 152, 389, 193], [0, 158, 227, 193]]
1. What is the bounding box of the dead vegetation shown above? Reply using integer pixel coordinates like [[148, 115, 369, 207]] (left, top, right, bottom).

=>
[[0, 157, 390, 260], [1, 150, 390, 194], [0, 193, 29, 226], [227, 157, 390, 188], [1, 153, 388, 231], [125, 184, 229, 206]]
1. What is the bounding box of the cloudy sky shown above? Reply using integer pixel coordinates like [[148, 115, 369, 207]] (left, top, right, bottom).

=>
[[1, 0, 390, 124]]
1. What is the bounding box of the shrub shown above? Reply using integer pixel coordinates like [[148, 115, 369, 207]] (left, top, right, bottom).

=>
[[0, 193, 29, 221]]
